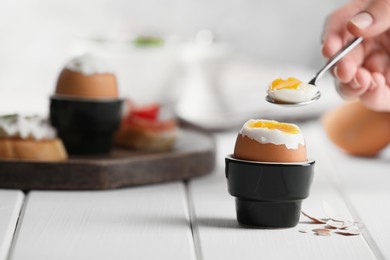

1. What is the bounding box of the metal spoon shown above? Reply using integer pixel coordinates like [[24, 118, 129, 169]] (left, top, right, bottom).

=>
[[266, 37, 363, 107]]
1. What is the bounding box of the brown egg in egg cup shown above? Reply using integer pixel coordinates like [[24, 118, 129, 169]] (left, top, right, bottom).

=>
[[225, 120, 315, 228], [50, 64, 123, 155]]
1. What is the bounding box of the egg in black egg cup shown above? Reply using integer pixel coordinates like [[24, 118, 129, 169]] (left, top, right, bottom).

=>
[[225, 155, 315, 228]]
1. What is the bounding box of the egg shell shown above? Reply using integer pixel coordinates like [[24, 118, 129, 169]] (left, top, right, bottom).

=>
[[322, 101, 390, 156], [55, 69, 118, 99], [233, 134, 307, 162]]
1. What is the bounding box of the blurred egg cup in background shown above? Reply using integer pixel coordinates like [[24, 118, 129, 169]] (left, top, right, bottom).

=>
[[50, 54, 123, 155]]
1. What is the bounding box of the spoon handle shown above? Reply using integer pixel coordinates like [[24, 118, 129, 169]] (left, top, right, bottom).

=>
[[309, 37, 363, 85]]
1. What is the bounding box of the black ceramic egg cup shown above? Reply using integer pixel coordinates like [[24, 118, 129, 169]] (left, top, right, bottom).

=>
[[50, 95, 123, 155], [225, 155, 315, 228]]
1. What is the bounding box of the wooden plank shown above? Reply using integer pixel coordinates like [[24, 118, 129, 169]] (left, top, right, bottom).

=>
[[0, 190, 24, 260], [9, 183, 196, 260], [189, 129, 376, 260], [303, 121, 390, 259]]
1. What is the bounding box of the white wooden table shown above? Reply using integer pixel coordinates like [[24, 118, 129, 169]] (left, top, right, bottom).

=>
[[1, 120, 389, 260]]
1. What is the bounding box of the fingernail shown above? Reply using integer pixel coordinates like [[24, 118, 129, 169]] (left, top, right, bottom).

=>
[[350, 12, 373, 29], [350, 77, 360, 89], [334, 66, 340, 79], [370, 78, 378, 89], [365, 78, 377, 92]]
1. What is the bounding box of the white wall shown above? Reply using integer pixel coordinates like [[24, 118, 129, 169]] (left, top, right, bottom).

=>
[[0, 0, 346, 115]]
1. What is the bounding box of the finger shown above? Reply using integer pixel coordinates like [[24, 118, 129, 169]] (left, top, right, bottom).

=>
[[322, 1, 366, 57], [363, 50, 390, 73], [355, 67, 373, 89], [332, 37, 367, 83], [322, 34, 343, 58], [335, 81, 360, 100], [335, 66, 372, 97], [322, 1, 367, 41], [334, 60, 358, 83], [384, 67, 390, 83], [335, 71, 371, 99], [369, 71, 386, 90], [348, 0, 390, 38], [360, 73, 390, 111], [332, 44, 365, 83]]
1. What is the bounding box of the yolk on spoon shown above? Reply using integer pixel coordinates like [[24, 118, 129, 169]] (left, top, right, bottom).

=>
[[269, 77, 302, 91]]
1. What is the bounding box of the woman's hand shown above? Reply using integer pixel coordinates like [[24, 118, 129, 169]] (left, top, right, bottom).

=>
[[322, 0, 390, 112]]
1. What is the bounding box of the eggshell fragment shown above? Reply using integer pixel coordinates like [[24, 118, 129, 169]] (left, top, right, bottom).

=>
[[313, 228, 331, 236], [322, 101, 390, 156], [336, 228, 361, 236], [301, 211, 327, 224], [326, 219, 354, 229]]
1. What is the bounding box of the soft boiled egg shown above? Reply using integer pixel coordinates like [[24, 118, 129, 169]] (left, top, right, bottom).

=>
[[234, 119, 307, 162], [55, 54, 118, 99], [267, 77, 318, 103]]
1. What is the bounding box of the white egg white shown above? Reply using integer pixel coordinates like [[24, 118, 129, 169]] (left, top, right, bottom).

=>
[[239, 119, 305, 149], [268, 82, 318, 103], [66, 53, 114, 75], [0, 115, 57, 140]]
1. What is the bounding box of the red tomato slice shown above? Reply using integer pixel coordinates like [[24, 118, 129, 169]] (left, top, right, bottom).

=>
[[126, 103, 160, 122]]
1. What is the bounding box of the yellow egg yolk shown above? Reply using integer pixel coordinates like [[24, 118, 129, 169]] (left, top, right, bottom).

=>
[[269, 77, 302, 91], [246, 120, 300, 134]]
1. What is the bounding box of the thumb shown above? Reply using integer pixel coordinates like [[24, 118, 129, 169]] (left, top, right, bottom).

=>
[[347, 0, 390, 38]]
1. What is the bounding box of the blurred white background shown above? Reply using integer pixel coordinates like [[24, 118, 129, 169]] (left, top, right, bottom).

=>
[[0, 0, 347, 125]]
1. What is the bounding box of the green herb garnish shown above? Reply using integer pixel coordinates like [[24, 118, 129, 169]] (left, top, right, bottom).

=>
[[134, 36, 164, 47]]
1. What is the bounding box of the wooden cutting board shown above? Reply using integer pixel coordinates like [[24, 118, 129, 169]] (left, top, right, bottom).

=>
[[0, 129, 215, 190]]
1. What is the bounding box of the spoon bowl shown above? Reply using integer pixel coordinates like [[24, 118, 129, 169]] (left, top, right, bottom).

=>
[[266, 91, 321, 107], [266, 37, 363, 106]]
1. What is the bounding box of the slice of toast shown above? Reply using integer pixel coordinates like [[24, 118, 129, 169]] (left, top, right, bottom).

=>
[[114, 126, 176, 152], [0, 138, 68, 161]]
